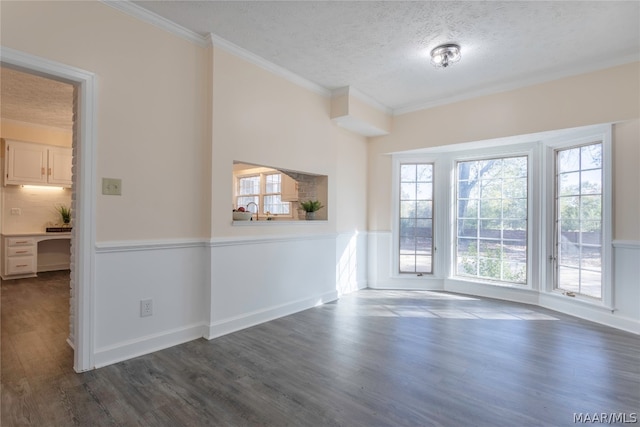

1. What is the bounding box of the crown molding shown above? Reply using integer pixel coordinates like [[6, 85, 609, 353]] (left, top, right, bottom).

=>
[[101, 0, 209, 47], [394, 53, 640, 116], [207, 33, 330, 98]]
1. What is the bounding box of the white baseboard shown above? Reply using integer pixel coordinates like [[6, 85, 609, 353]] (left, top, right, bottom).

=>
[[539, 293, 639, 335], [206, 290, 338, 340], [94, 323, 207, 368], [444, 279, 540, 305], [368, 278, 445, 291]]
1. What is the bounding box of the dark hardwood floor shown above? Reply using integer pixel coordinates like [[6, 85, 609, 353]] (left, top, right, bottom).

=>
[[2, 271, 639, 426]]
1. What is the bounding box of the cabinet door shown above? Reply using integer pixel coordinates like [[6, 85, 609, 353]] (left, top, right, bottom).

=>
[[281, 174, 298, 201], [5, 141, 47, 185], [48, 147, 73, 186]]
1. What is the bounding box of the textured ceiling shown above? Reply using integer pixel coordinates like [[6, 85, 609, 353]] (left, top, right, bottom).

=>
[[132, 0, 640, 112], [1, 66, 74, 131], [2, 1, 638, 131]]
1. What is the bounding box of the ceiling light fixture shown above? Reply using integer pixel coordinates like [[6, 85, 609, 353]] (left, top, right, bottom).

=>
[[430, 43, 461, 68]]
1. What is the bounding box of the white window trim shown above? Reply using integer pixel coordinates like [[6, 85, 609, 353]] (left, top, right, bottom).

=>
[[542, 125, 613, 309], [391, 155, 443, 279], [447, 144, 537, 289], [390, 124, 613, 311]]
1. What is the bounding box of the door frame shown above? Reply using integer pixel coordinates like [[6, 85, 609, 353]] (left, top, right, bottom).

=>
[[1, 47, 97, 372]]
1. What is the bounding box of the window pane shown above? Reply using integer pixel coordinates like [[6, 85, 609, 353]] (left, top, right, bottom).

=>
[[581, 196, 601, 220], [264, 195, 289, 214], [238, 176, 260, 195], [456, 156, 528, 284], [417, 164, 432, 182], [503, 178, 527, 199], [238, 196, 258, 211], [559, 172, 580, 196], [581, 144, 602, 170], [416, 183, 432, 200], [480, 199, 502, 219], [558, 147, 580, 173], [265, 174, 281, 193], [581, 169, 601, 194], [398, 163, 433, 274], [400, 164, 416, 182], [400, 201, 416, 218], [416, 201, 432, 218], [401, 183, 416, 200]]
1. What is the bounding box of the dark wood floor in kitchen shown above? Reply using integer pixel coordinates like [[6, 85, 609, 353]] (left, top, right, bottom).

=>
[[2, 271, 639, 426]]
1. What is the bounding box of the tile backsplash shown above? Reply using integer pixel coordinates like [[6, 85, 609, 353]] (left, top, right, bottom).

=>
[[2, 185, 72, 233]]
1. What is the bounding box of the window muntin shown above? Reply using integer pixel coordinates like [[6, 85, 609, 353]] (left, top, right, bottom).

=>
[[554, 143, 602, 299], [456, 156, 528, 284], [399, 163, 434, 274]]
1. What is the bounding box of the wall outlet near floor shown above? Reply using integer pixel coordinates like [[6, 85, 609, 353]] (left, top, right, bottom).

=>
[[10, 208, 21, 215], [140, 298, 153, 317]]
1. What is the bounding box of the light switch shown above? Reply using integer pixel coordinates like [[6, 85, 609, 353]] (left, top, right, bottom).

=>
[[102, 178, 122, 195]]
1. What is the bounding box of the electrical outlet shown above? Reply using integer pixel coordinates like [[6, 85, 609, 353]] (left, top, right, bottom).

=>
[[10, 208, 21, 215], [140, 299, 153, 317]]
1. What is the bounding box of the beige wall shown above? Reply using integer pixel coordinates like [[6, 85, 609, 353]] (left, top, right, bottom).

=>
[[369, 62, 640, 240], [1, 0, 211, 241], [210, 47, 367, 236], [613, 119, 640, 240]]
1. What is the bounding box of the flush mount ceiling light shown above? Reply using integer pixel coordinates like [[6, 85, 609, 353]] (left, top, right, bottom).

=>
[[430, 43, 461, 68]]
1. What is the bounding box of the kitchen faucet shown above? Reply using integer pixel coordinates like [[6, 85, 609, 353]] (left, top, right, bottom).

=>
[[246, 202, 259, 221]]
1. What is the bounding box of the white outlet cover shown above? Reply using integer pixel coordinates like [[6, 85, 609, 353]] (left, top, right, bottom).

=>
[[140, 299, 153, 317]]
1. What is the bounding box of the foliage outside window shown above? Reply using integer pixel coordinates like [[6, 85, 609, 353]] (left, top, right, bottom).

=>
[[456, 156, 528, 284], [554, 143, 602, 299], [237, 173, 290, 217], [399, 163, 433, 274]]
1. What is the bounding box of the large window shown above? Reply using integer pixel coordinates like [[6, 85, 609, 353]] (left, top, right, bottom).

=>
[[554, 142, 603, 299], [237, 172, 290, 216], [456, 156, 528, 284], [399, 163, 434, 274]]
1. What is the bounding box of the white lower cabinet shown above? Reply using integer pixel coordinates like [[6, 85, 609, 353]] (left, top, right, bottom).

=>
[[2, 236, 37, 279]]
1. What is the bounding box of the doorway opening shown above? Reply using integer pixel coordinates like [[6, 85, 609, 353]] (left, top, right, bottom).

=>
[[1, 48, 97, 372]]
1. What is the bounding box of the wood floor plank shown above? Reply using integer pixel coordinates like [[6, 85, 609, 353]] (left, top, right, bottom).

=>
[[2, 272, 639, 426]]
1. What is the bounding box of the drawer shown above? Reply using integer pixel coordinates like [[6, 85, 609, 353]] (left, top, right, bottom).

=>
[[8, 246, 35, 257], [7, 256, 36, 275], [7, 237, 35, 247]]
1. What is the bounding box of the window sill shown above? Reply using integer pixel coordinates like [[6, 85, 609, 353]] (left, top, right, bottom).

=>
[[232, 220, 327, 226], [450, 275, 530, 289], [541, 290, 615, 312]]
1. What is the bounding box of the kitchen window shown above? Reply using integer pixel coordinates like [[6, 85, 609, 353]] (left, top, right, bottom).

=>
[[236, 173, 291, 217]]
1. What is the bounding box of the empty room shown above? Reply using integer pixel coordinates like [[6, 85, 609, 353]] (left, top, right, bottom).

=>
[[1, 1, 638, 425]]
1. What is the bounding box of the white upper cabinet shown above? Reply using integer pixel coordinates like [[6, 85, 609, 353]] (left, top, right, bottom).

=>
[[48, 146, 73, 185], [3, 140, 72, 187], [281, 174, 298, 201]]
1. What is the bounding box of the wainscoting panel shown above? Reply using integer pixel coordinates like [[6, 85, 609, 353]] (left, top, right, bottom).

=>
[[367, 231, 445, 290], [207, 233, 340, 339], [94, 239, 209, 367]]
